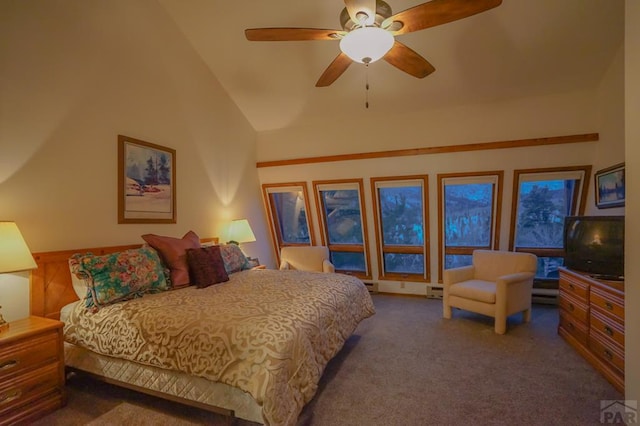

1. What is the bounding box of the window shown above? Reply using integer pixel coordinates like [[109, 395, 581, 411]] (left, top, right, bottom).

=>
[[314, 179, 370, 278], [438, 172, 503, 281], [371, 176, 429, 281], [509, 166, 591, 281], [262, 183, 315, 261]]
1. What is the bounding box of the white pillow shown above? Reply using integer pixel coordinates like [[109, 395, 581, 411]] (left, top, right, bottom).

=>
[[68, 254, 89, 300]]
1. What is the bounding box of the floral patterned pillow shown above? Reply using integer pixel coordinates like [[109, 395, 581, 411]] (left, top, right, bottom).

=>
[[219, 244, 250, 274], [71, 247, 169, 309]]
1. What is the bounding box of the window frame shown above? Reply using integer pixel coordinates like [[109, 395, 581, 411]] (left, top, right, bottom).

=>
[[370, 175, 430, 282], [437, 171, 503, 282], [508, 165, 592, 273], [313, 179, 371, 279], [262, 182, 316, 265]]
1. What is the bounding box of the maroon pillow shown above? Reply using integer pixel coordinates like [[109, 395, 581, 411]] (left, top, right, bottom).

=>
[[186, 246, 229, 288], [141, 231, 200, 288]]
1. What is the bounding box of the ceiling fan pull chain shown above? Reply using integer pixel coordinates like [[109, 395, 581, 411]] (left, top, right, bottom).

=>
[[365, 63, 370, 109]]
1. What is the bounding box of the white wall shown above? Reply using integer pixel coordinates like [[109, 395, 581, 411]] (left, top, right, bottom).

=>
[[625, 0, 639, 403], [257, 89, 599, 162], [0, 0, 274, 320]]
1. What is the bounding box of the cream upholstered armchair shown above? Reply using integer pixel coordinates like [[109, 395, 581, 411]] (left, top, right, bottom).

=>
[[443, 250, 537, 334], [279, 246, 335, 273]]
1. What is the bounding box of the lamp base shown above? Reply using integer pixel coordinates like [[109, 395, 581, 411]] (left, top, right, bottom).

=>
[[0, 322, 8, 334]]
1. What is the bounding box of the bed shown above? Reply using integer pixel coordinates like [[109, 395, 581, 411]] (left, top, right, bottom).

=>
[[30, 238, 375, 425]]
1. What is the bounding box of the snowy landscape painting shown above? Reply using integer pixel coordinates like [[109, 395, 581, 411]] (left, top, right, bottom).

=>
[[595, 163, 625, 209], [117, 135, 176, 223]]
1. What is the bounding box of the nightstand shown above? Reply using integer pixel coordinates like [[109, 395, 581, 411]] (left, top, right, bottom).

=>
[[0, 316, 66, 425]]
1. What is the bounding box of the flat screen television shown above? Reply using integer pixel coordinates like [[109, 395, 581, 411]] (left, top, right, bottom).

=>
[[563, 215, 624, 280]]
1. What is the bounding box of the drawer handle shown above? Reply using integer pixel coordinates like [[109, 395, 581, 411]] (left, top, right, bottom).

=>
[[0, 360, 18, 370], [604, 326, 614, 337], [0, 389, 22, 405], [567, 322, 574, 329], [603, 350, 613, 361], [568, 303, 575, 312], [569, 283, 575, 291], [605, 302, 614, 311]]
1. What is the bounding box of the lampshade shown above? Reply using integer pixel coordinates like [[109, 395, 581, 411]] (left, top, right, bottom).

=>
[[0, 222, 37, 273], [227, 219, 256, 245], [340, 27, 395, 64]]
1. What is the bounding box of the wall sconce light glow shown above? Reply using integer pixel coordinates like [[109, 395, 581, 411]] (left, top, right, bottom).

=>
[[340, 27, 395, 64]]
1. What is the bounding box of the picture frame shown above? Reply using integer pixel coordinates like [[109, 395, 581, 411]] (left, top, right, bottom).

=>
[[594, 162, 625, 209], [118, 135, 176, 223]]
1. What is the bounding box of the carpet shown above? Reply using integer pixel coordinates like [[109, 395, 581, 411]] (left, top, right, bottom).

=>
[[87, 402, 201, 426]]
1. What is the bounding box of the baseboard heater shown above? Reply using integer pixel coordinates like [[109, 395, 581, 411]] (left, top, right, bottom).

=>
[[362, 281, 378, 293], [532, 288, 559, 305]]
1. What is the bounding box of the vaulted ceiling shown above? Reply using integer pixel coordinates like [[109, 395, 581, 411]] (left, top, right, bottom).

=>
[[160, 0, 624, 132]]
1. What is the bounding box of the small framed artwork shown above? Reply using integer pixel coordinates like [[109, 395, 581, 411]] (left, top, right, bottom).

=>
[[118, 135, 176, 223], [595, 162, 625, 209]]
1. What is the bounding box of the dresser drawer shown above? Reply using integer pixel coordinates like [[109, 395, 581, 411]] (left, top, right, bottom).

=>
[[589, 330, 624, 373], [559, 273, 589, 302], [590, 286, 624, 324], [590, 309, 624, 348], [0, 331, 59, 382], [0, 363, 61, 418], [559, 310, 588, 346], [559, 290, 589, 324]]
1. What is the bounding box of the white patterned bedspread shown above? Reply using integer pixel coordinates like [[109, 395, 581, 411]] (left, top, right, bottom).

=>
[[63, 269, 375, 425]]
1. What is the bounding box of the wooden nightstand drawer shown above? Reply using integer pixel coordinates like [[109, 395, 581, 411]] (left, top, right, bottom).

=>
[[559, 290, 589, 324], [0, 363, 62, 419], [0, 316, 65, 425], [0, 331, 59, 381], [590, 309, 624, 348], [559, 310, 588, 346], [589, 330, 624, 373]]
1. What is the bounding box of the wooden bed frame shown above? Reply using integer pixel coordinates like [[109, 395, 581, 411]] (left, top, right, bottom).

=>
[[28, 238, 239, 423]]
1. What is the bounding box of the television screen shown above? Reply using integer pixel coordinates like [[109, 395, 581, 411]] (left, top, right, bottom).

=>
[[563, 216, 624, 280]]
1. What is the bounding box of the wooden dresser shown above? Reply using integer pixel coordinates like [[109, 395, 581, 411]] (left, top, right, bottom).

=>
[[558, 267, 625, 393], [0, 316, 66, 425]]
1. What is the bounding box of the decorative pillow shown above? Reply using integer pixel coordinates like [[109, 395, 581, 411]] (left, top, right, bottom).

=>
[[186, 246, 229, 288], [72, 247, 169, 309], [68, 254, 90, 300], [141, 231, 200, 287], [219, 244, 250, 274]]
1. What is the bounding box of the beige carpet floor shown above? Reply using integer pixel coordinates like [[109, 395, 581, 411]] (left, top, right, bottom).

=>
[[33, 294, 622, 425], [86, 403, 201, 426]]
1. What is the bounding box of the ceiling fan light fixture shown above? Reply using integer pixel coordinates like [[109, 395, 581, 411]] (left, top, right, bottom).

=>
[[339, 27, 394, 64]]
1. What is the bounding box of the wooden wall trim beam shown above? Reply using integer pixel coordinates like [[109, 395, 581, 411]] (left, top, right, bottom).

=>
[[256, 133, 599, 168]]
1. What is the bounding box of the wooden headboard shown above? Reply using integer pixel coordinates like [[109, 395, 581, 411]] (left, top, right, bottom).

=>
[[30, 237, 219, 320]]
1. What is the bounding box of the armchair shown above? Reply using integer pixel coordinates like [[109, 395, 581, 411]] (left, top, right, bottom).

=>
[[443, 250, 537, 334], [279, 246, 335, 273]]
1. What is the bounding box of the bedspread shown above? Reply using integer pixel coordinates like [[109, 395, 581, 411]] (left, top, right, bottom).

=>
[[63, 269, 375, 425]]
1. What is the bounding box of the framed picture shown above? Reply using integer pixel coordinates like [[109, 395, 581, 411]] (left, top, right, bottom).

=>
[[595, 162, 625, 209], [118, 135, 176, 223]]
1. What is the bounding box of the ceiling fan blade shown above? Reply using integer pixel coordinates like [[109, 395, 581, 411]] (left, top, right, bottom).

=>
[[383, 41, 435, 79], [384, 0, 502, 35], [344, 0, 377, 26], [245, 28, 343, 41], [316, 53, 353, 87]]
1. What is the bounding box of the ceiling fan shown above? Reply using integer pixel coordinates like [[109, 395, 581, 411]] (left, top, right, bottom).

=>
[[245, 0, 502, 87]]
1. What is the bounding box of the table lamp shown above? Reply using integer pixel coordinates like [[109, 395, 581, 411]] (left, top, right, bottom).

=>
[[226, 219, 256, 245], [0, 221, 38, 333]]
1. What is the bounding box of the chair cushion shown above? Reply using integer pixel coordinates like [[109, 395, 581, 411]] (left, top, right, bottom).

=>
[[448, 279, 496, 304]]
